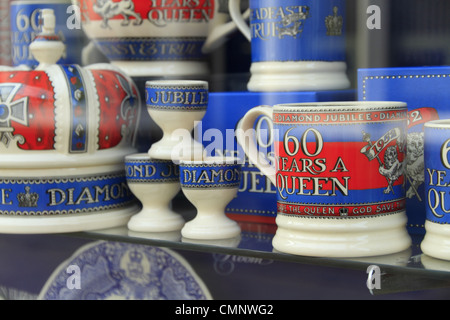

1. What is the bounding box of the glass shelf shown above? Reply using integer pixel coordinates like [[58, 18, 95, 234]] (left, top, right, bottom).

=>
[[66, 202, 450, 296]]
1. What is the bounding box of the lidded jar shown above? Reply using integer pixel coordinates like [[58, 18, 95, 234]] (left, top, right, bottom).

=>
[[0, 9, 141, 233]]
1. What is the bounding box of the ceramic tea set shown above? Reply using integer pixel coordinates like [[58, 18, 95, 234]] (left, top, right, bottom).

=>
[[5, 1, 450, 262]]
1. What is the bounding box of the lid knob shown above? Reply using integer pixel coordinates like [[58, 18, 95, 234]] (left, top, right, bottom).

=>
[[29, 9, 66, 69]]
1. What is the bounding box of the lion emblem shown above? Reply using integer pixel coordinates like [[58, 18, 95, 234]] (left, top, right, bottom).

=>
[[378, 145, 405, 194], [405, 131, 424, 200], [276, 9, 309, 39], [93, 0, 143, 28]]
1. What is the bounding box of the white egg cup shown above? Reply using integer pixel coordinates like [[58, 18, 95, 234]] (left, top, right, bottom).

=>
[[146, 80, 207, 161], [179, 157, 242, 240], [125, 153, 184, 232]]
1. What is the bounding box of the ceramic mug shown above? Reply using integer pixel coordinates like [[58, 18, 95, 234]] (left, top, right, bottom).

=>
[[236, 101, 411, 257], [10, 0, 85, 68], [421, 120, 450, 260], [74, 0, 241, 77], [229, 0, 350, 92]]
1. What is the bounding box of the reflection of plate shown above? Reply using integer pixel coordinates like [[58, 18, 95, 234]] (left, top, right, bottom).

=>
[[0, 286, 37, 300], [38, 241, 211, 300]]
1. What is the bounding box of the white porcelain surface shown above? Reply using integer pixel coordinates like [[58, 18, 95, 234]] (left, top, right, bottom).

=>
[[0, 205, 138, 234], [182, 235, 242, 248], [125, 153, 184, 232], [247, 61, 350, 92], [181, 188, 241, 240], [273, 212, 411, 258], [127, 180, 184, 233], [128, 183, 184, 232], [111, 61, 210, 78], [179, 157, 242, 240], [147, 108, 206, 161], [146, 80, 208, 161], [421, 221, 450, 261]]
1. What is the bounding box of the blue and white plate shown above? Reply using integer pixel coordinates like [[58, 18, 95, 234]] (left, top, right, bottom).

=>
[[38, 241, 212, 300]]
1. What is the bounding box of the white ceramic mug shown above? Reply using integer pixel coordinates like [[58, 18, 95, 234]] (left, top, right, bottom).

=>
[[74, 0, 242, 77], [229, 0, 350, 92], [236, 101, 411, 257]]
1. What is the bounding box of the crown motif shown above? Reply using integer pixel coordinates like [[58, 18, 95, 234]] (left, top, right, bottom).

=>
[[129, 249, 143, 263], [17, 186, 39, 207], [339, 207, 348, 216], [127, 249, 144, 278], [325, 6, 343, 36]]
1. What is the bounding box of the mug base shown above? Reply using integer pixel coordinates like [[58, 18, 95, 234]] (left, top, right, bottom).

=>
[[248, 61, 351, 92], [273, 212, 411, 258], [110, 60, 210, 78], [421, 220, 450, 261]]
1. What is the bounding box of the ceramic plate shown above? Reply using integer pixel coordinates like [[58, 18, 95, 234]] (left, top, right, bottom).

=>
[[38, 241, 212, 300]]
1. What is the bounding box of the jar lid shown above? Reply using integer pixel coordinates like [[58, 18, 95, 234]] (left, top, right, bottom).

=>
[[0, 9, 142, 233]]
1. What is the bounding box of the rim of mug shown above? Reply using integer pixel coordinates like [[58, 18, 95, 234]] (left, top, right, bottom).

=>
[[274, 101, 407, 109], [125, 153, 173, 162], [178, 156, 241, 166], [145, 80, 209, 88], [424, 119, 450, 128]]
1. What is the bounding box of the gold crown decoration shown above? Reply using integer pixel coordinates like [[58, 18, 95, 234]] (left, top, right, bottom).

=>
[[339, 207, 349, 216], [325, 6, 343, 36], [17, 186, 39, 208]]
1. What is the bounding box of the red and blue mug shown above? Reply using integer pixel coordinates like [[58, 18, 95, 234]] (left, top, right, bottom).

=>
[[236, 101, 411, 257]]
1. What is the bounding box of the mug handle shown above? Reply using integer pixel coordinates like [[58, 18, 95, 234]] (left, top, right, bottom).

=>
[[236, 105, 276, 186], [202, 8, 250, 53], [229, 0, 251, 41]]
